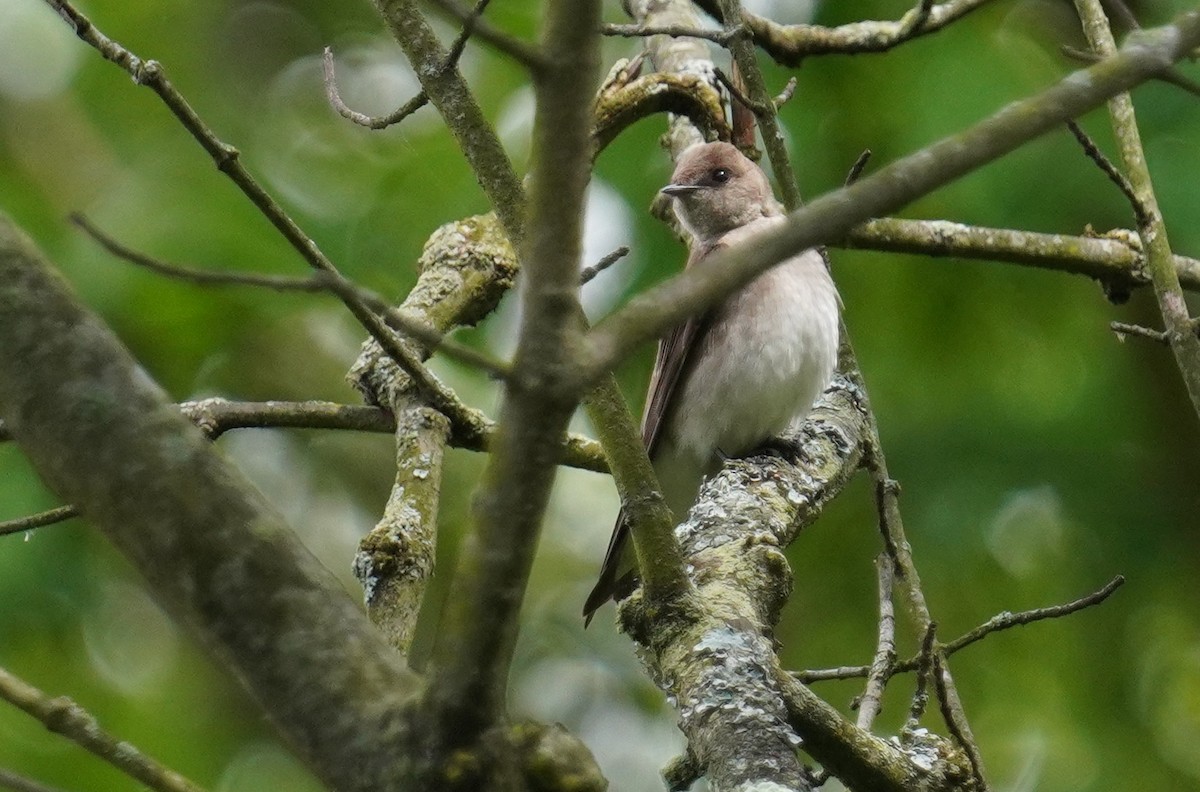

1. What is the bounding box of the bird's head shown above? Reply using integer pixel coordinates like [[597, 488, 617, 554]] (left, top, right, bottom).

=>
[[661, 142, 780, 242]]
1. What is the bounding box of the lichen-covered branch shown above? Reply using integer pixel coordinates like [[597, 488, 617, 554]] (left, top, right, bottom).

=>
[[593, 69, 729, 153], [347, 214, 518, 652], [619, 375, 971, 790], [626, 0, 725, 156], [840, 217, 1200, 295], [697, 0, 996, 66]]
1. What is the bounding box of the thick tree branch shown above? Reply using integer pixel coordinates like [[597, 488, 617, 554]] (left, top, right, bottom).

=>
[[0, 215, 420, 792], [416, 0, 604, 768], [626, 0, 724, 156]]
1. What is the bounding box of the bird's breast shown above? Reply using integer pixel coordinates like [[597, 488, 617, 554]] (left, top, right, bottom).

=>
[[668, 249, 839, 462]]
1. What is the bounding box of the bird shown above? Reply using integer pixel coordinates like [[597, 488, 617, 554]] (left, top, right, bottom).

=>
[[582, 141, 841, 625]]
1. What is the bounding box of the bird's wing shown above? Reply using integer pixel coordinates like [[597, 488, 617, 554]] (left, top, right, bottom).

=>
[[583, 240, 719, 624]]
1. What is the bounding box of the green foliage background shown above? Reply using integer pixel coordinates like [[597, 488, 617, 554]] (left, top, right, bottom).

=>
[[1, 0, 1198, 790]]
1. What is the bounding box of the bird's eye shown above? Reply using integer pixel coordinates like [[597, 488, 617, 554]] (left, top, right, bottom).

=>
[[711, 168, 731, 183]]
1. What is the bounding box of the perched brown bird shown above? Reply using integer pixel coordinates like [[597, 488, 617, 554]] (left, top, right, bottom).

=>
[[583, 141, 840, 624]]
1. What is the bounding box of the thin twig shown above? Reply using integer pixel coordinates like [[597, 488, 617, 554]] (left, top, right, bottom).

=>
[[424, 0, 545, 68], [580, 245, 630, 285], [1110, 321, 1169, 344], [793, 576, 1126, 683], [855, 554, 897, 730], [1074, 0, 1200, 421], [931, 653, 981, 787], [773, 77, 798, 108], [70, 213, 325, 290], [323, 0, 529, 130], [0, 665, 209, 792], [323, 49, 430, 130], [943, 575, 1126, 656], [712, 66, 770, 117], [844, 149, 872, 187], [70, 214, 511, 379], [907, 621, 938, 724], [0, 768, 70, 792], [1065, 121, 1146, 227], [0, 506, 78, 537]]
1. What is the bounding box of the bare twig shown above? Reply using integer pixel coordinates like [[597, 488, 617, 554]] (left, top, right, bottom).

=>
[[793, 576, 1126, 683], [323, 48, 430, 130], [713, 66, 771, 116], [69, 213, 325, 290], [580, 245, 630, 285], [844, 149, 872, 186], [773, 78, 798, 110], [907, 622, 939, 724], [0, 506, 78, 537], [323, 0, 536, 130], [1065, 121, 1146, 226], [855, 554, 897, 730], [1110, 321, 1169, 344], [0, 665, 209, 792], [944, 575, 1126, 655], [0, 768, 70, 792], [424, 0, 545, 68], [70, 213, 511, 378]]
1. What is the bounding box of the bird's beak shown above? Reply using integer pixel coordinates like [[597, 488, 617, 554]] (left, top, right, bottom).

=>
[[661, 184, 702, 197]]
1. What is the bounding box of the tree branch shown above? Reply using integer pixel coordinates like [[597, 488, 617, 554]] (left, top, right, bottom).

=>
[[371, 0, 526, 243], [839, 217, 1200, 294], [0, 666, 207, 792], [0, 214, 419, 791], [698, 0, 996, 66], [0, 768, 69, 792], [1073, 0, 1200, 422], [716, 0, 801, 208], [415, 0, 604, 767]]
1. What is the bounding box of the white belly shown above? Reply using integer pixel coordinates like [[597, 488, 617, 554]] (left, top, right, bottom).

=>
[[667, 248, 839, 462]]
